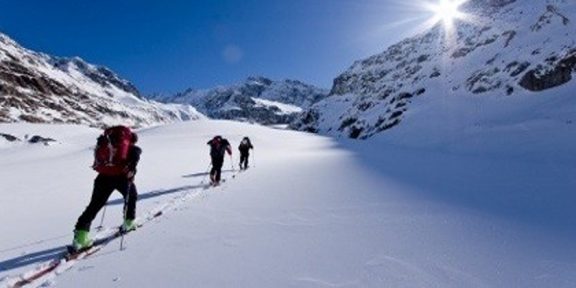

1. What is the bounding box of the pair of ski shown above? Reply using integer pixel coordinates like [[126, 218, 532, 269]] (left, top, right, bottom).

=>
[[65, 227, 126, 259], [9, 212, 162, 288], [9, 172, 237, 287], [9, 229, 122, 287]]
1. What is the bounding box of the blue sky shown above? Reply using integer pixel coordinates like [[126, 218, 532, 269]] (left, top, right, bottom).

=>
[[0, 0, 434, 94]]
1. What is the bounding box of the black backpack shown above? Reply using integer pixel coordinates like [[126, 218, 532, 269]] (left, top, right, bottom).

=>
[[239, 137, 251, 151]]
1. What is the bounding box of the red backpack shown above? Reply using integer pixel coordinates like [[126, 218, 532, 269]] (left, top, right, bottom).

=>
[[92, 126, 132, 175]]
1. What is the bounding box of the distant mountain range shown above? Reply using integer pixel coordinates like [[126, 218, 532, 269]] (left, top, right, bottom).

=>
[[0, 31, 329, 128], [4, 0, 574, 140], [290, 0, 576, 139], [0, 33, 203, 128], [148, 76, 329, 125]]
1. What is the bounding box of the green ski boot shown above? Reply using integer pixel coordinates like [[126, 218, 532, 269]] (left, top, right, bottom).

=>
[[121, 219, 136, 232], [72, 229, 93, 251]]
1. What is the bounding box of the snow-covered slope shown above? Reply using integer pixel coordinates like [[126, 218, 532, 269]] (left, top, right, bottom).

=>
[[149, 76, 328, 125], [0, 32, 204, 128], [291, 0, 576, 140], [0, 120, 574, 287]]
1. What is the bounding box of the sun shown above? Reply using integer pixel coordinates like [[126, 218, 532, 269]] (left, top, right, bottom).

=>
[[434, 0, 462, 23], [427, 0, 468, 30]]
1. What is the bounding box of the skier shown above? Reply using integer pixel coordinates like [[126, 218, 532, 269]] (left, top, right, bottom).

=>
[[238, 136, 253, 170], [207, 135, 232, 185], [72, 126, 141, 251]]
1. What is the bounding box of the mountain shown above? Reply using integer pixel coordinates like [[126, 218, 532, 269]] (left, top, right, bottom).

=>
[[290, 0, 576, 140], [0, 32, 204, 128], [149, 76, 329, 125]]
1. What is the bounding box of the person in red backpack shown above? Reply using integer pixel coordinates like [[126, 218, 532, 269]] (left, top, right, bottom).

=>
[[207, 135, 232, 185], [72, 126, 142, 251]]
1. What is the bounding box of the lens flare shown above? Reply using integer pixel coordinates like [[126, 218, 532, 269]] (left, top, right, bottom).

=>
[[354, 0, 483, 54], [427, 0, 468, 31]]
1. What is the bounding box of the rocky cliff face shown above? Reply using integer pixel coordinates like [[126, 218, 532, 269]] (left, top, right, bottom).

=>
[[0, 33, 203, 128], [291, 0, 576, 139], [150, 76, 328, 125]]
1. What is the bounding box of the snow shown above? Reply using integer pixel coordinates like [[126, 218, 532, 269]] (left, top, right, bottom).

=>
[[252, 97, 303, 114], [0, 119, 574, 288], [148, 76, 327, 125], [302, 0, 576, 139], [1, 2, 575, 287], [0, 33, 204, 127]]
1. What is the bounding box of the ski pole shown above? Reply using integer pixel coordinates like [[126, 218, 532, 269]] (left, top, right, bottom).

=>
[[229, 154, 236, 178], [201, 162, 211, 185], [96, 204, 107, 231], [251, 149, 255, 168], [230, 154, 235, 171], [120, 181, 132, 250]]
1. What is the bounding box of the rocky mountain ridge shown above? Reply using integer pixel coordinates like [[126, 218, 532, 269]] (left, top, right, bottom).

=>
[[291, 0, 576, 139], [149, 76, 328, 125], [0, 33, 203, 128]]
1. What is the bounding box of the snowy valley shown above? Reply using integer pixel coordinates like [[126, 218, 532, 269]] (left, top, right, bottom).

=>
[[0, 120, 575, 288], [1, 0, 576, 287]]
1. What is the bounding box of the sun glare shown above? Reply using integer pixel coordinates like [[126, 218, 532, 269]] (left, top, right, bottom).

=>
[[369, 0, 481, 50], [427, 0, 468, 30], [435, 0, 462, 23]]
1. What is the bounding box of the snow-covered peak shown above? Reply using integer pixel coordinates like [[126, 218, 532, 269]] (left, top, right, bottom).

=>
[[49, 56, 140, 96], [246, 75, 273, 86], [292, 0, 576, 140], [0, 32, 20, 48], [0, 32, 204, 128], [149, 76, 328, 125]]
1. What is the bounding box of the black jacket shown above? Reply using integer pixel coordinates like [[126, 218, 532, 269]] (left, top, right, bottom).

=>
[[207, 138, 231, 159], [238, 140, 253, 154]]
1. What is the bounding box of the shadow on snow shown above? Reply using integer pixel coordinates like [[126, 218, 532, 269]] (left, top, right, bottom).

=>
[[107, 184, 204, 206], [181, 169, 235, 178], [0, 184, 200, 274]]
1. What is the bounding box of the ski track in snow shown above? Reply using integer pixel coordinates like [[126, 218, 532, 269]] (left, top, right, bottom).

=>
[[0, 157, 239, 287]]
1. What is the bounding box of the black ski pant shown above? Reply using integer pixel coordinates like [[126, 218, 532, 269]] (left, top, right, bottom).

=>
[[75, 174, 138, 231], [239, 152, 249, 169], [210, 156, 224, 182]]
